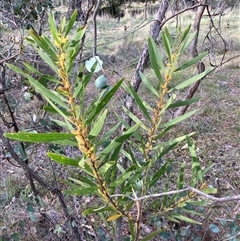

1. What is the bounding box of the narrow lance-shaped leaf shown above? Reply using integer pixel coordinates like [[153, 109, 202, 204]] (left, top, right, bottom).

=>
[[100, 124, 139, 156], [98, 161, 115, 176], [123, 162, 150, 191], [97, 122, 121, 146], [23, 63, 41, 75], [44, 106, 71, 116], [180, 24, 191, 44], [177, 162, 186, 189], [60, 16, 66, 33], [68, 177, 97, 188], [179, 30, 196, 53], [160, 109, 199, 129], [4, 132, 75, 143], [162, 30, 172, 60], [64, 187, 98, 196], [122, 106, 147, 130], [169, 69, 211, 92], [86, 79, 123, 125], [148, 37, 165, 71], [155, 94, 176, 129], [187, 137, 203, 185], [157, 142, 178, 159], [139, 71, 158, 97], [140, 229, 165, 241], [65, 10, 77, 37], [175, 52, 208, 72], [164, 27, 174, 47], [170, 213, 201, 225], [42, 35, 57, 54], [168, 97, 200, 109], [124, 83, 152, 122], [153, 133, 195, 150], [6, 65, 68, 109], [148, 37, 164, 85], [48, 12, 60, 44], [28, 29, 57, 60], [45, 96, 73, 131], [149, 161, 171, 189], [110, 165, 136, 187], [48, 152, 79, 166], [89, 109, 108, 138]]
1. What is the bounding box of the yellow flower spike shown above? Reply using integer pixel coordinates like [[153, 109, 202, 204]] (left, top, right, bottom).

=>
[[82, 127, 88, 137], [60, 36, 68, 44], [171, 54, 177, 63], [69, 96, 74, 104], [167, 63, 172, 68], [58, 69, 65, 78], [54, 40, 61, 48], [164, 73, 169, 80]]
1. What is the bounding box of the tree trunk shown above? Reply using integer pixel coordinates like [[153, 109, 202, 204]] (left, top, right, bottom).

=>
[[67, 0, 85, 24]]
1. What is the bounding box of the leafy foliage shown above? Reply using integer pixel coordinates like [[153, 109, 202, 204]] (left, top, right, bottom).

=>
[[0, 0, 53, 27], [5, 11, 217, 240]]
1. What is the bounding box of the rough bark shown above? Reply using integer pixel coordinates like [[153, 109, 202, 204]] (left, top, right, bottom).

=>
[[67, 0, 85, 23], [173, 0, 207, 118]]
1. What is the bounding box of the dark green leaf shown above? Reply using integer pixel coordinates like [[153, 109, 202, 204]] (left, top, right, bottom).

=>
[[65, 9, 77, 37], [89, 109, 108, 138], [44, 105, 71, 116], [140, 228, 165, 241], [28, 29, 57, 60], [100, 124, 139, 156], [162, 30, 172, 60], [187, 137, 202, 185], [86, 79, 123, 125], [177, 162, 185, 189], [48, 12, 60, 43], [181, 25, 191, 44], [149, 161, 171, 189], [126, 83, 152, 122], [160, 110, 199, 129], [169, 69, 211, 92], [139, 71, 158, 97], [171, 213, 201, 224], [148, 37, 164, 85], [98, 161, 115, 176], [122, 106, 147, 130], [48, 152, 79, 166], [68, 176, 97, 188], [5, 132, 74, 143], [175, 52, 208, 72], [168, 97, 200, 109], [110, 165, 136, 187], [64, 187, 98, 195]]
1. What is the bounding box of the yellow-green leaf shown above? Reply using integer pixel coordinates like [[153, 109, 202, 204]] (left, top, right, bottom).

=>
[[107, 214, 122, 221]]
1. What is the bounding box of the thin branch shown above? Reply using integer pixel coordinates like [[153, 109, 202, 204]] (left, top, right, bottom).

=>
[[92, 0, 101, 56], [110, 186, 240, 204]]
